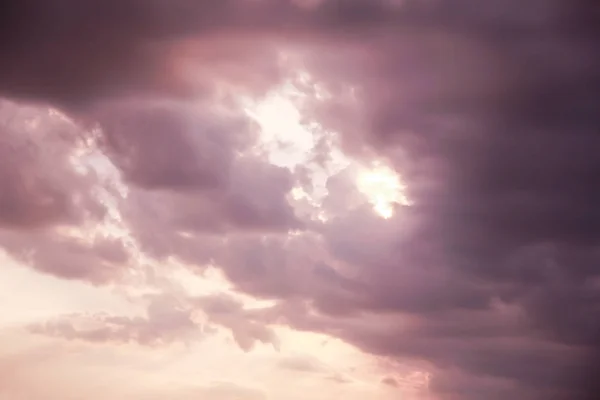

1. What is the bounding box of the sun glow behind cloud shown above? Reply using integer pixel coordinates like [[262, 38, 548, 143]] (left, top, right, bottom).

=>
[[244, 88, 314, 169], [356, 163, 411, 219], [242, 67, 410, 220]]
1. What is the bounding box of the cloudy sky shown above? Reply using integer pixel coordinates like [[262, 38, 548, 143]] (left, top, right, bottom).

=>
[[0, 1, 599, 399]]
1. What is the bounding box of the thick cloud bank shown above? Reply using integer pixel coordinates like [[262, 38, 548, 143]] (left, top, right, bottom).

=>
[[1, 1, 599, 399]]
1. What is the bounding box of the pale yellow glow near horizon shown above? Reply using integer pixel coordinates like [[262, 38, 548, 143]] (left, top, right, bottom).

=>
[[356, 163, 411, 219]]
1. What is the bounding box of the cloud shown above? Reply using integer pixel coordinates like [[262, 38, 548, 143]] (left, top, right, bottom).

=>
[[95, 99, 247, 190], [5, 0, 593, 109], [29, 295, 199, 346], [1, 1, 599, 399], [381, 376, 398, 388], [0, 100, 105, 228], [0, 0, 262, 107], [195, 293, 280, 351], [31, 292, 280, 352], [278, 354, 326, 373], [0, 100, 132, 283], [0, 0, 397, 107]]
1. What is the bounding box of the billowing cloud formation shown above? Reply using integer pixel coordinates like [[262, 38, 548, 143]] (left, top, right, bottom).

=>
[[1, 1, 599, 399], [0, 100, 104, 228], [0, 100, 131, 282]]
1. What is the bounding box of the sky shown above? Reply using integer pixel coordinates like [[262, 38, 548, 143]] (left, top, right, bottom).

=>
[[0, 1, 599, 399]]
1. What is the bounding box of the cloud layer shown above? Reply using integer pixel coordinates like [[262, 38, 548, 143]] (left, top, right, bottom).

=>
[[1, 1, 599, 399]]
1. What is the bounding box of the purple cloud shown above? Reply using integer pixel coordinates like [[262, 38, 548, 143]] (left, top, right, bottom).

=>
[[1, 1, 599, 399]]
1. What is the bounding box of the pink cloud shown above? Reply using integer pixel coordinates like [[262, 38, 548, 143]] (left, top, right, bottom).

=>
[[0, 1, 599, 399]]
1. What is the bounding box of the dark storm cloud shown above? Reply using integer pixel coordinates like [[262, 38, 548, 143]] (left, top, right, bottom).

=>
[[0, 94, 300, 281], [5, 0, 594, 108], [381, 376, 398, 387], [0, 0, 399, 107], [2, 232, 130, 283], [92, 98, 303, 256], [94, 99, 254, 190], [252, 1, 599, 398], [0, 0, 244, 106], [295, 1, 599, 398]]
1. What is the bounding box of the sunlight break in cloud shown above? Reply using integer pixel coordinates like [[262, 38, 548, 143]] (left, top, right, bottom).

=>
[[356, 162, 411, 219], [242, 62, 410, 220]]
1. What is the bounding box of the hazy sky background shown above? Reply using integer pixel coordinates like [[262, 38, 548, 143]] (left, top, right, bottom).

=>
[[0, 1, 599, 399]]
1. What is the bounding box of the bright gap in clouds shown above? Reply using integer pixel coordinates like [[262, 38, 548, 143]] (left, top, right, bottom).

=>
[[245, 88, 314, 169], [357, 163, 412, 219], [242, 67, 411, 220]]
